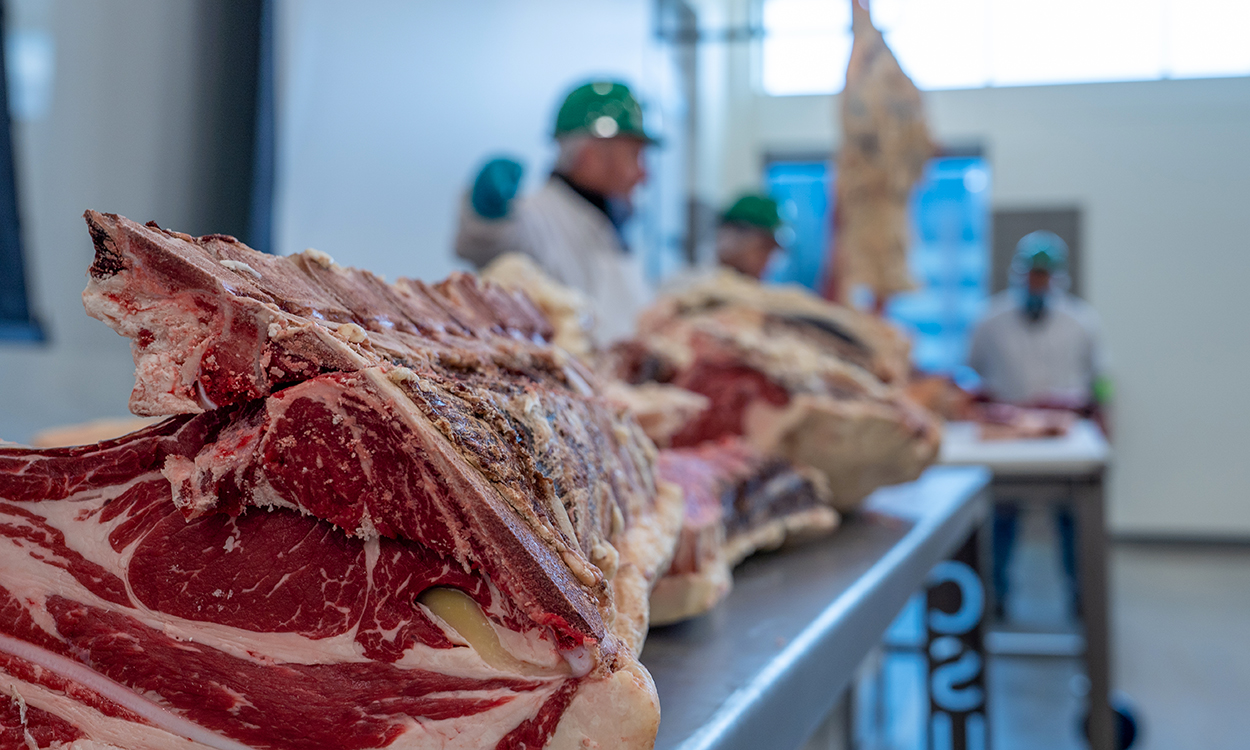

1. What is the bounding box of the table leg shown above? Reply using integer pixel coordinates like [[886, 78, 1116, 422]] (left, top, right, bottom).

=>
[[926, 531, 988, 750], [1075, 477, 1114, 750]]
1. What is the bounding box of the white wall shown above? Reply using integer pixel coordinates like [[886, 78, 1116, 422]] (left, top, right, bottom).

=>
[[274, 0, 657, 283], [0, 1, 230, 443], [712, 67, 1250, 536], [0, 1, 664, 443]]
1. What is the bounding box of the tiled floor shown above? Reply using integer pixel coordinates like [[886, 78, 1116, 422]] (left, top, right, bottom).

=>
[[857, 509, 1250, 749], [1111, 541, 1250, 750]]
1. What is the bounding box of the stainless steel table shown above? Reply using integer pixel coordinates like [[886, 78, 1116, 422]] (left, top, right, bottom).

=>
[[642, 466, 991, 750], [940, 420, 1115, 750]]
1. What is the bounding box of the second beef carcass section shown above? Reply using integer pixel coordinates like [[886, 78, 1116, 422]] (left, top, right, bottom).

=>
[[0, 212, 684, 749], [649, 439, 837, 625], [609, 270, 941, 511], [832, 4, 935, 302]]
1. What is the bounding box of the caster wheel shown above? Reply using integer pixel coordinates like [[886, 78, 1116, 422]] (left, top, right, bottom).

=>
[[1080, 696, 1139, 749]]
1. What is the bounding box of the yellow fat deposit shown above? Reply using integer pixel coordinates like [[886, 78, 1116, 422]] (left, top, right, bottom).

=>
[[417, 587, 565, 676]]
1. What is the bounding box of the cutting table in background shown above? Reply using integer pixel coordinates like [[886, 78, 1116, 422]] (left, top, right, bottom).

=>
[[941, 419, 1117, 750]]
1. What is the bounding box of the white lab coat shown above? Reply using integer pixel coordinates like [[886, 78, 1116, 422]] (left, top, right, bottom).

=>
[[968, 291, 1106, 405], [455, 178, 652, 345]]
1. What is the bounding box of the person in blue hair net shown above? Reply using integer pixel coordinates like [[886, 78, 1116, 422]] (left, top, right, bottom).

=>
[[969, 230, 1110, 620]]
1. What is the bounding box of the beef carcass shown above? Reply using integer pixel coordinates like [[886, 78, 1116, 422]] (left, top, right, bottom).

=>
[[830, 3, 935, 303], [474, 256, 845, 625], [600, 382, 711, 450], [649, 439, 837, 625], [0, 212, 683, 749], [476, 259, 848, 624], [611, 270, 941, 511]]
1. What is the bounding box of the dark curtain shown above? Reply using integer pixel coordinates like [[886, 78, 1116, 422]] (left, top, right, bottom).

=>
[[198, 0, 274, 253], [0, 6, 42, 341], [249, 0, 275, 255]]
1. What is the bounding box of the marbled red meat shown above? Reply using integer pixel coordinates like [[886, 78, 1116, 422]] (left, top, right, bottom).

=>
[[0, 417, 566, 750], [0, 213, 683, 749], [612, 270, 941, 511], [648, 439, 837, 625], [668, 360, 791, 448], [1, 694, 86, 749]]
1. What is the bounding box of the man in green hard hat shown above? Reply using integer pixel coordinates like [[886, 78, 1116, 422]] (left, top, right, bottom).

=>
[[455, 81, 658, 344], [716, 194, 783, 279]]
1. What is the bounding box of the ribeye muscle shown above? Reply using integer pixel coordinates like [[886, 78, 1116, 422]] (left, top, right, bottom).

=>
[[0, 212, 683, 749]]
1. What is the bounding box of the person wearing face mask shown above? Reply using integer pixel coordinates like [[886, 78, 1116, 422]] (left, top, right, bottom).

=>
[[967, 230, 1109, 620], [454, 81, 656, 344], [968, 231, 1107, 410]]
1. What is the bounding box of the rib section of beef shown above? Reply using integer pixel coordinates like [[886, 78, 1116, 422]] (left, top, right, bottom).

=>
[[609, 270, 941, 511], [83, 211, 554, 417], [81, 210, 681, 654], [0, 213, 683, 749], [0, 418, 656, 749], [649, 439, 837, 625]]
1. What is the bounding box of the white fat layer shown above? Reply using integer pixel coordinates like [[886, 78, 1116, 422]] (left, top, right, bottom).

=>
[[559, 645, 593, 678], [0, 635, 255, 750], [356, 682, 554, 750], [218, 260, 261, 280], [492, 619, 565, 671], [299, 248, 334, 268], [4, 675, 195, 749], [547, 659, 660, 750]]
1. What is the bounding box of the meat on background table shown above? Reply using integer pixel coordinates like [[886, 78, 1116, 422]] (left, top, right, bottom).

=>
[[641, 466, 990, 750], [940, 419, 1117, 750]]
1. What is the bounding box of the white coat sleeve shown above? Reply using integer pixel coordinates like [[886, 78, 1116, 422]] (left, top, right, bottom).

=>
[[453, 193, 532, 270], [1084, 307, 1110, 383], [967, 319, 991, 379]]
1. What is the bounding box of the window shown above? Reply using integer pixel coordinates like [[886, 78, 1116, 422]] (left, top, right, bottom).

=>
[[760, 0, 852, 96], [762, 159, 831, 290], [764, 155, 990, 376], [887, 156, 990, 376], [761, 0, 1250, 96]]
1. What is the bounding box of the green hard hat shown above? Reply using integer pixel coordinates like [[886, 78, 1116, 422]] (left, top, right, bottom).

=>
[[721, 194, 782, 231], [554, 81, 657, 142], [1015, 230, 1068, 272]]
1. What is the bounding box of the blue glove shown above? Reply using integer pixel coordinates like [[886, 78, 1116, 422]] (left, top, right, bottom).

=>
[[470, 157, 524, 219]]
